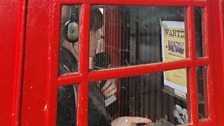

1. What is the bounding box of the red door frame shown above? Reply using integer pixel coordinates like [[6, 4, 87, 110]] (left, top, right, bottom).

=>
[[0, 0, 26, 126], [214, 0, 224, 125], [0, 0, 224, 126]]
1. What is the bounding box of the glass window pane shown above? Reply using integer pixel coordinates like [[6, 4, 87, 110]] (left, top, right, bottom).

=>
[[88, 68, 189, 126], [195, 8, 205, 57], [57, 5, 80, 124], [57, 85, 78, 126], [89, 6, 187, 71], [59, 5, 80, 75], [197, 66, 209, 120]]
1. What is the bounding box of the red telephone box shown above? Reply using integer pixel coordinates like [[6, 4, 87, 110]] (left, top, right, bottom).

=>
[[0, 0, 224, 126]]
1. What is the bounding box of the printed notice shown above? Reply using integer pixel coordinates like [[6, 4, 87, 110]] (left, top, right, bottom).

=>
[[161, 21, 187, 98]]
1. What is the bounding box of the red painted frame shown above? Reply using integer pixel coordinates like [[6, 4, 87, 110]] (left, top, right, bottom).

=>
[[0, 0, 224, 126], [20, 0, 224, 126], [0, 0, 26, 126]]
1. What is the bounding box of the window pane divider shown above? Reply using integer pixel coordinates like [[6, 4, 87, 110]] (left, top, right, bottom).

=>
[[58, 0, 207, 6], [79, 4, 90, 75], [89, 0, 206, 7], [88, 60, 194, 81], [77, 80, 89, 126], [57, 73, 83, 86], [188, 6, 199, 125], [77, 4, 90, 126], [56, 58, 209, 86], [195, 58, 209, 66], [203, 5, 215, 122]]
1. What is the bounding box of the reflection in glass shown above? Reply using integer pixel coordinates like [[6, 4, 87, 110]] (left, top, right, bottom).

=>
[[59, 5, 80, 75], [89, 6, 186, 71], [197, 66, 208, 120], [195, 8, 205, 57], [89, 68, 189, 126]]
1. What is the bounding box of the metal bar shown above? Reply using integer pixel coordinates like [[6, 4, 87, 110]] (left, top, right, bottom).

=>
[[204, 5, 216, 121], [188, 6, 198, 125], [77, 4, 90, 126], [58, 73, 84, 86], [188, 7, 196, 60], [195, 58, 209, 66], [89, 60, 196, 81], [58, 0, 206, 6], [45, 1, 60, 126], [189, 66, 198, 124], [77, 80, 88, 126], [89, 0, 206, 7], [79, 4, 90, 75]]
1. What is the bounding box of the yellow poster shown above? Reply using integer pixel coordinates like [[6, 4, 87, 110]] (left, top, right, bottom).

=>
[[161, 21, 187, 95]]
